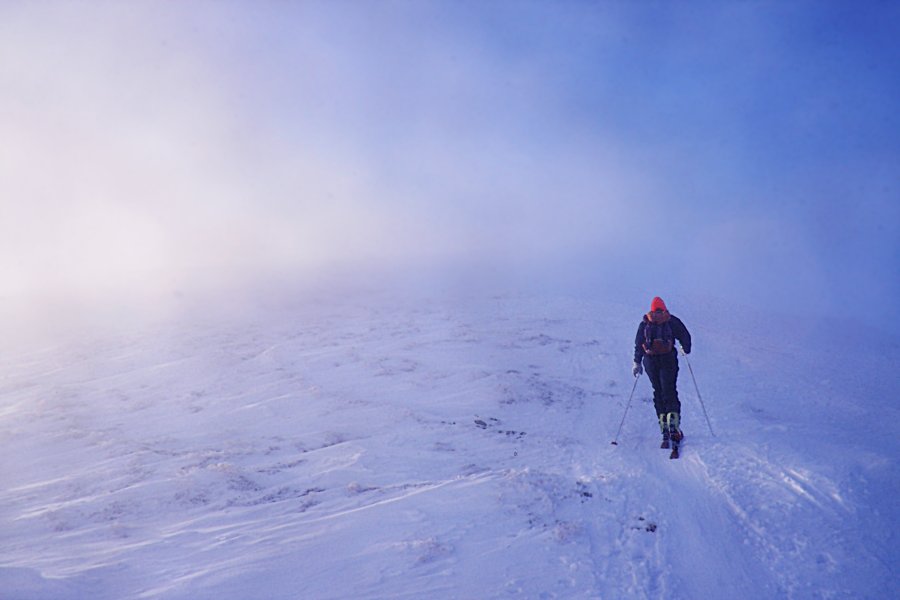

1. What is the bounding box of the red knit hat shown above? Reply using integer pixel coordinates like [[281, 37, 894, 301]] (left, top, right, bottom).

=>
[[650, 297, 667, 312]]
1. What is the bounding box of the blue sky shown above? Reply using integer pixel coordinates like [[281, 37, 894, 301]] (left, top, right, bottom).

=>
[[1, 1, 898, 326]]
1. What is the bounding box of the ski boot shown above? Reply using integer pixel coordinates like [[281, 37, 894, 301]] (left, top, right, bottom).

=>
[[667, 412, 683, 459], [658, 414, 670, 449]]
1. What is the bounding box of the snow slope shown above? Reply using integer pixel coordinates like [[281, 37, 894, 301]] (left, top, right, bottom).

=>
[[1, 277, 897, 599]]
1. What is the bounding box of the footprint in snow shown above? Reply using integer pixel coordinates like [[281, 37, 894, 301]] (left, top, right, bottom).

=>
[[631, 516, 658, 533], [474, 417, 526, 439]]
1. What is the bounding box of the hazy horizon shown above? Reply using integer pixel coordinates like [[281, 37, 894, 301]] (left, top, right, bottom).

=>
[[2, 1, 898, 330]]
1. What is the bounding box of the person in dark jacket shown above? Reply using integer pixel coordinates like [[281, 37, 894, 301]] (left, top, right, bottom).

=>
[[632, 296, 691, 447]]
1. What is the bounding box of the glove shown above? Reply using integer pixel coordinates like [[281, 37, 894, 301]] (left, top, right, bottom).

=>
[[632, 361, 643, 377]]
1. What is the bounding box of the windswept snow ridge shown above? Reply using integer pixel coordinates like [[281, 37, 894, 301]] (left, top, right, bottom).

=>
[[1, 283, 897, 599]]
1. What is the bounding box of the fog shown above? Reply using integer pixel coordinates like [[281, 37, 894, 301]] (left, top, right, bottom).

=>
[[2, 1, 898, 333]]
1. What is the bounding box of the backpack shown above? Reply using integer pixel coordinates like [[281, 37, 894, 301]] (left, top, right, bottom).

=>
[[642, 311, 674, 355]]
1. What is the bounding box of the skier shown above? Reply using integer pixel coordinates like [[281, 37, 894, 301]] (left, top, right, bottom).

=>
[[632, 297, 692, 455]]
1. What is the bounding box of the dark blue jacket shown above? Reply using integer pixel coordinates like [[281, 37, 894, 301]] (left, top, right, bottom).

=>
[[633, 314, 691, 364]]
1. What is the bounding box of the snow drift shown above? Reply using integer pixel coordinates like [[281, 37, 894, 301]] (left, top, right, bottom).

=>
[[1, 276, 896, 599]]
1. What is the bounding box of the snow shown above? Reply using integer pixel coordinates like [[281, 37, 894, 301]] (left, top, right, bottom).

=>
[[1, 275, 897, 599]]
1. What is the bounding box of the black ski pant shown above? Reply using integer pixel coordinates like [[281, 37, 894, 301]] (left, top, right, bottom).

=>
[[643, 352, 681, 417]]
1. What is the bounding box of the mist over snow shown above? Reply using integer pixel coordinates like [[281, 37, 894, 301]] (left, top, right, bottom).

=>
[[1, 0, 898, 329], [1, 1, 899, 599]]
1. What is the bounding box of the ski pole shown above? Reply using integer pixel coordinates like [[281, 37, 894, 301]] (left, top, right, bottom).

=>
[[611, 374, 640, 445], [681, 348, 715, 437]]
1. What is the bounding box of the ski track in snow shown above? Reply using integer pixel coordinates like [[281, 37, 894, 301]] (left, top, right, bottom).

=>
[[1, 287, 897, 599]]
